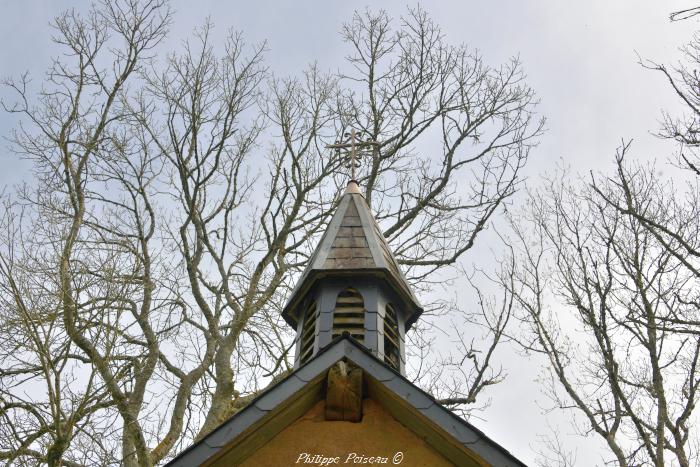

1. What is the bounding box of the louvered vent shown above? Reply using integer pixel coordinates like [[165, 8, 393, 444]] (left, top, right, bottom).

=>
[[299, 301, 318, 364], [384, 304, 400, 370], [332, 288, 365, 342]]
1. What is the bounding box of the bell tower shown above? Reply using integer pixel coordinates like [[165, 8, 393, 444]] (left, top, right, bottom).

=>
[[173, 135, 528, 467], [282, 179, 423, 375]]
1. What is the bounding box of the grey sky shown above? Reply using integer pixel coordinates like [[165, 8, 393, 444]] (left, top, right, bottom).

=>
[[1, 1, 698, 465]]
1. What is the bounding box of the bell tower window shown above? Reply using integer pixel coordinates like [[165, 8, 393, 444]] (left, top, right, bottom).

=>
[[299, 301, 318, 364], [384, 303, 400, 370], [332, 288, 365, 342]]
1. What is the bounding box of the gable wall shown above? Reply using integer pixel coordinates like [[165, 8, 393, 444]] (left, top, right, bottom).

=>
[[230, 399, 453, 467]]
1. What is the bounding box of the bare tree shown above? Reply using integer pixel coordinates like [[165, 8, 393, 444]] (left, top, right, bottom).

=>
[[479, 17, 700, 465], [420, 268, 514, 416], [497, 6, 700, 460], [533, 422, 578, 467], [2, 1, 176, 465], [641, 29, 700, 175], [0, 198, 118, 466], [0, 2, 542, 465], [495, 155, 700, 466]]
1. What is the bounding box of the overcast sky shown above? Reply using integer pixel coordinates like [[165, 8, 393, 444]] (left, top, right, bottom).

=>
[[1, 1, 698, 465]]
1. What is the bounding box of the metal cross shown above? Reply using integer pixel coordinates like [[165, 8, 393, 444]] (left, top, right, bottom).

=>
[[326, 129, 380, 181]]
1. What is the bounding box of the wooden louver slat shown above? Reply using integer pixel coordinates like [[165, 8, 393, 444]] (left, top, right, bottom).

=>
[[332, 288, 365, 343], [300, 302, 318, 364], [384, 304, 400, 370]]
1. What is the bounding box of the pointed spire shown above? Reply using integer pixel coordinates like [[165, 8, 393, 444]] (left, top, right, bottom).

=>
[[282, 180, 423, 331]]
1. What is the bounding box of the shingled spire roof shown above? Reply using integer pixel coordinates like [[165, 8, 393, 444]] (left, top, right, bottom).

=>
[[282, 181, 422, 329]]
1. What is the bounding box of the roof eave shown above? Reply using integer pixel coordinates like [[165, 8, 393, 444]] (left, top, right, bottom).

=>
[[167, 335, 527, 467]]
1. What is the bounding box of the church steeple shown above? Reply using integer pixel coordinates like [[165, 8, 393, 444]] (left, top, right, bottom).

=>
[[283, 179, 423, 375], [175, 143, 528, 467]]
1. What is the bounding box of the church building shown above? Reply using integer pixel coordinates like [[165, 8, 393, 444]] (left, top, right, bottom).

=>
[[168, 179, 527, 466]]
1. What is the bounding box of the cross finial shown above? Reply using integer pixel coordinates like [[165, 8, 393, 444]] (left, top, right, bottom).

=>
[[326, 129, 379, 183]]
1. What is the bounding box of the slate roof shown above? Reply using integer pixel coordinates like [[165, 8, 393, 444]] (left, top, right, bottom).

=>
[[282, 181, 422, 329], [167, 335, 528, 467]]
